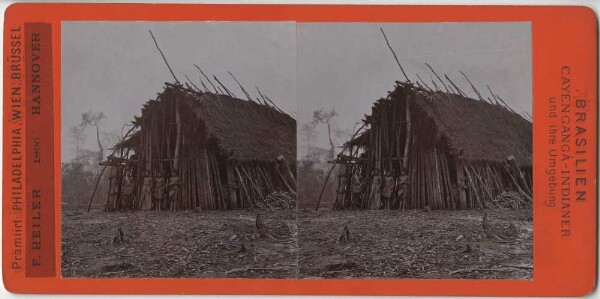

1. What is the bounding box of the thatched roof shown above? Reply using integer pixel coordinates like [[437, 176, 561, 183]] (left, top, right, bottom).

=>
[[172, 87, 296, 162], [117, 84, 296, 163], [349, 84, 532, 165]]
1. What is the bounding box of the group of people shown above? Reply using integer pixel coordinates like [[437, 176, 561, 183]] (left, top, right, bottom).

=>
[[346, 168, 410, 210], [119, 170, 182, 211]]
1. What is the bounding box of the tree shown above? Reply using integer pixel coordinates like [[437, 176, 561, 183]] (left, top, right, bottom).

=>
[[300, 123, 318, 160], [311, 108, 338, 160], [69, 125, 85, 162], [80, 111, 106, 162]]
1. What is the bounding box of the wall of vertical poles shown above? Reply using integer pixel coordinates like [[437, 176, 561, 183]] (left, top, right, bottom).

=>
[[334, 85, 533, 210], [104, 87, 296, 211]]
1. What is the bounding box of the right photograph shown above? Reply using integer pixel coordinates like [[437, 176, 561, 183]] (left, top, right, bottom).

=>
[[297, 22, 533, 279]]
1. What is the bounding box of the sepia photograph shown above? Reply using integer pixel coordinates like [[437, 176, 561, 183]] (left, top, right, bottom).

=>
[[296, 22, 533, 279], [5, 1, 598, 296], [61, 22, 298, 278], [61, 21, 533, 280]]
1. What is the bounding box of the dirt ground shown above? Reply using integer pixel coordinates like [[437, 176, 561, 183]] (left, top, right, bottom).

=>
[[62, 208, 298, 278], [298, 209, 532, 279], [62, 207, 531, 279]]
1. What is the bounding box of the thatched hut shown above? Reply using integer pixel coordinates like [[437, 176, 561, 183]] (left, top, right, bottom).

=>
[[333, 81, 532, 211], [103, 83, 296, 211]]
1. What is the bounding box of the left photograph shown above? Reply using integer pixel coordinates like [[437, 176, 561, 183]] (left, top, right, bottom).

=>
[[60, 22, 298, 278]]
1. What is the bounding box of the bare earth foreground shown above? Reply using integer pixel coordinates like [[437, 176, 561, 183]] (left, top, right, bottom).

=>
[[299, 209, 532, 279], [62, 209, 298, 278], [63, 208, 531, 279]]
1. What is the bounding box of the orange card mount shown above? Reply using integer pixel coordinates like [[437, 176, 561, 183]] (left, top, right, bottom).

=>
[[2, 3, 597, 296]]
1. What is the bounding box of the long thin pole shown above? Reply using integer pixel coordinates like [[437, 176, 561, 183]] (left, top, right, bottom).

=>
[[415, 73, 433, 92], [149, 30, 179, 84], [194, 64, 219, 94], [227, 71, 254, 102], [213, 75, 235, 97], [184, 74, 202, 93], [380, 28, 410, 83], [87, 165, 108, 213], [445, 74, 466, 97], [315, 163, 336, 211], [316, 122, 367, 211], [425, 63, 450, 94], [255, 86, 270, 104], [459, 70, 485, 102], [87, 124, 137, 212]]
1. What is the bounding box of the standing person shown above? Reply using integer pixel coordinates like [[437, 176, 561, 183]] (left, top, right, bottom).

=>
[[382, 170, 394, 210], [396, 170, 410, 210], [140, 170, 153, 210], [228, 171, 239, 210], [456, 149, 468, 209], [337, 164, 348, 208], [122, 173, 134, 211], [168, 171, 181, 211], [153, 171, 165, 211], [369, 169, 382, 210], [351, 172, 363, 210]]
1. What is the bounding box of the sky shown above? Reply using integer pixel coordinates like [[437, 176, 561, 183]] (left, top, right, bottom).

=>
[[297, 22, 532, 157], [62, 21, 531, 162], [62, 21, 296, 162]]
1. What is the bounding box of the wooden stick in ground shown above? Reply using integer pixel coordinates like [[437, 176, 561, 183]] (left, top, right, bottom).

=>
[[87, 165, 109, 213], [315, 163, 336, 211], [276, 155, 297, 191], [273, 164, 297, 197], [506, 157, 533, 197], [148, 30, 179, 84], [463, 165, 484, 209], [470, 165, 493, 206], [239, 165, 263, 199]]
